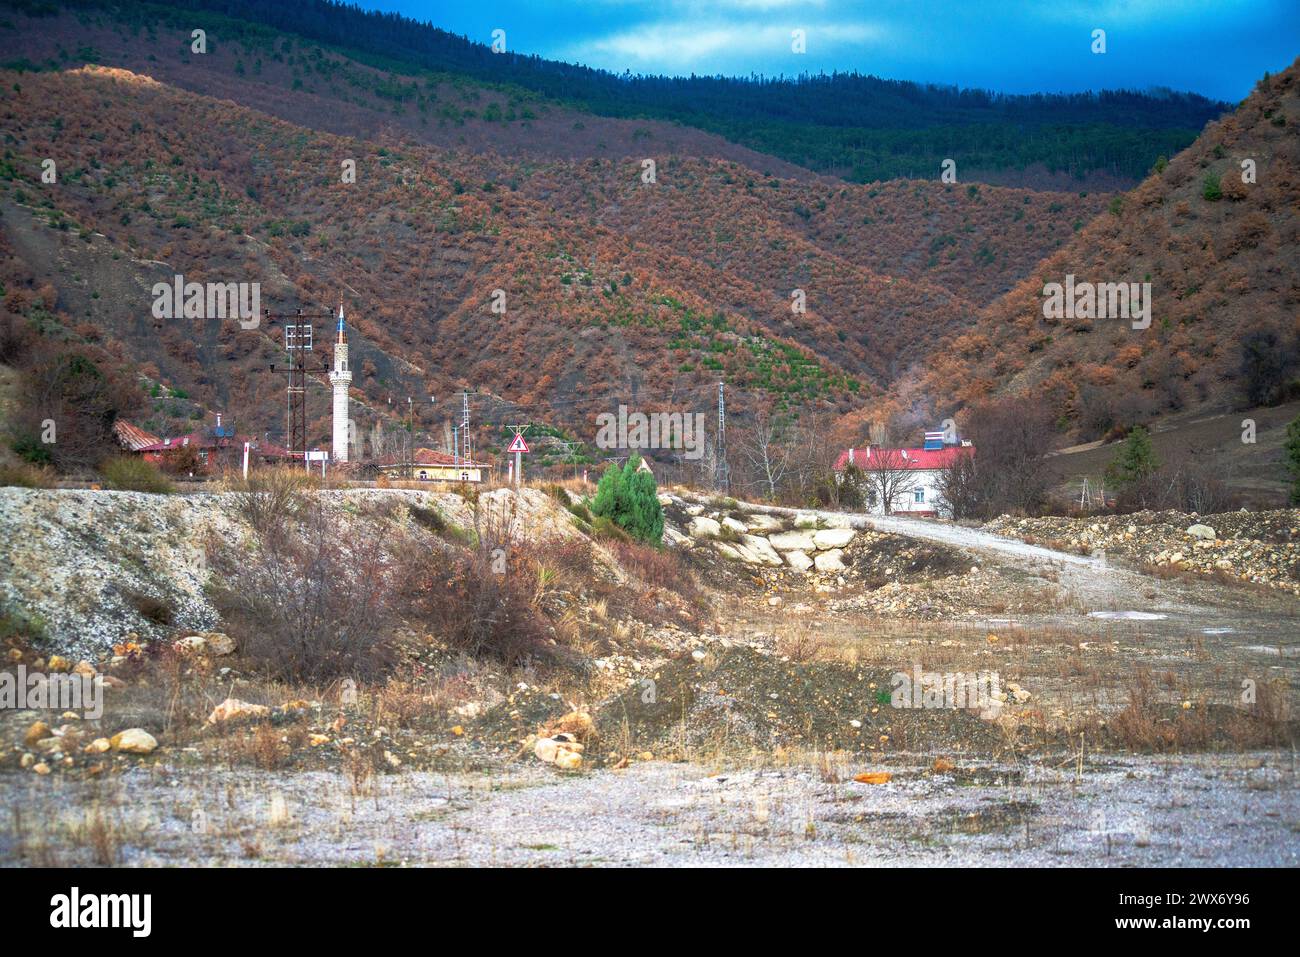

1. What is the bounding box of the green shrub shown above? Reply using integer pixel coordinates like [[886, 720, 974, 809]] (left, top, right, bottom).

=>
[[1202, 172, 1222, 201], [100, 456, 174, 493], [590, 454, 664, 544]]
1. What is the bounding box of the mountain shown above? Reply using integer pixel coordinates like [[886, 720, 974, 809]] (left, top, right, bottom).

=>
[[919, 60, 1300, 440], [0, 0, 1288, 472], [4, 0, 1228, 188], [0, 7, 1107, 458]]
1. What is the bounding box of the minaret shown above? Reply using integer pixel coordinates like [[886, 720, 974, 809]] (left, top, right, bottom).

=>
[[329, 300, 352, 462]]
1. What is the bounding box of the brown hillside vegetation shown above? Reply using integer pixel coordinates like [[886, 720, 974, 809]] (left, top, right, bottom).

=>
[[919, 60, 1300, 438], [0, 51, 1107, 455]]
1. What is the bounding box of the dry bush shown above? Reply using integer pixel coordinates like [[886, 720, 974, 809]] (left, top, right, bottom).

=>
[[608, 539, 704, 604], [232, 466, 320, 546], [0, 462, 55, 488], [776, 624, 826, 663], [218, 723, 311, 770], [394, 503, 554, 664], [211, 493, 398, 682], [100, 456, 174, 493]]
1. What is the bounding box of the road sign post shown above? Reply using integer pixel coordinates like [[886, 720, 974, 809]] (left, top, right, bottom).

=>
[[507, 431, 529, 487]]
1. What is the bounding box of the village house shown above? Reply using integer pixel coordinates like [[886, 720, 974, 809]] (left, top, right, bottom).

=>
[[375, 447, 493, 483], [833, 431, 974, 517], [131, 414, 293, 473]]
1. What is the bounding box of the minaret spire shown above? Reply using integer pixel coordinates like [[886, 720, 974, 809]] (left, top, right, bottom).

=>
[[329, 296, 352, 462]]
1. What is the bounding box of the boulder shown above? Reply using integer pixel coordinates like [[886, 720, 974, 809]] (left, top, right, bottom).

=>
[[813, 528, 856, 550], [814, 549, 847, 573], [721, 516, 748, 533], [713, 542, 743, 561], [740, 535, 783, 567], [785, 550, 814, 572], [1186, 524, 1216, 541], [176, 631, 237, 656], [663, 526, 690, 546], [23, 721, 51, 747], [110, 728, 158, 754], [744, 514, 783, 532], [534, 733, 584, 769], [206, 697, 271, 724], [769, 530, 817, 551], [687, 516, 722, 538]]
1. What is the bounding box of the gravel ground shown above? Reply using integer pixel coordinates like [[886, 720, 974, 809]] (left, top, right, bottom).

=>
[[4, 751, 1297, 867]]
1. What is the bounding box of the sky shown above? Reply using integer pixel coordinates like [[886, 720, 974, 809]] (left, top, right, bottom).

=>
[[362, 0, 1298, 102]]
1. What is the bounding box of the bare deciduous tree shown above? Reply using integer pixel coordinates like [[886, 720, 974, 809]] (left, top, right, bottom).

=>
[[862, 447, 919, 514], [738, 409, 792, 500]]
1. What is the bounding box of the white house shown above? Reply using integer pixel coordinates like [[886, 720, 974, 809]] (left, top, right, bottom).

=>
[[833, 436, 973, 517]]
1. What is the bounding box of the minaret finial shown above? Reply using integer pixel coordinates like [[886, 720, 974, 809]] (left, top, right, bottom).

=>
[[337, 297, 345, 342]]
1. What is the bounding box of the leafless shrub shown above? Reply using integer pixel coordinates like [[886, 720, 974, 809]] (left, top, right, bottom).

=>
[[394, 500, 552, 663], [211, 493, 397, 682]]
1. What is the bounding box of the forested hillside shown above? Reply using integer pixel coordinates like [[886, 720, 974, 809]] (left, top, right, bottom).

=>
[[6, 0, 1228, 186], [919, 63, 1300, 438], [0, 0, 1288, 472]]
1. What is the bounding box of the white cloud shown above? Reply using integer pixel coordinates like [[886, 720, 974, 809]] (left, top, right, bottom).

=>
[[570, 19, 885, 70]]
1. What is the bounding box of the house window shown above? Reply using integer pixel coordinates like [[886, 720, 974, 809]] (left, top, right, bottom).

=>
[[913, 488, 926, 503], [461, 472, 470, 482]]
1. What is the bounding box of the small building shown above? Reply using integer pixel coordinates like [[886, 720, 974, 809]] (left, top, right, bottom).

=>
[[833, 442, 973, 517], [135, 415, 293, 472], [113, 420, 162, 453], [376, 448, 492, 483]]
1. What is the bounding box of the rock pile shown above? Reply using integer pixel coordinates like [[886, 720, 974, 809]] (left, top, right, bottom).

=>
[[665, 494, 856, 574], [986, 509, 1300, 595]]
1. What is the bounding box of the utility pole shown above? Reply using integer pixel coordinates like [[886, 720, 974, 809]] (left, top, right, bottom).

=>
[[716, 380, 730, 492], [266, 307, 331, 468]]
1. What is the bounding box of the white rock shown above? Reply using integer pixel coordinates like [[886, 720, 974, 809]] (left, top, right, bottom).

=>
[[663, 526, 690, 546], [1186, 523, 1216, 540], [813, 549, 846, 573], [688, 516, 722, 538], [740, 535, 783, 566], [785, 550, 814, 571], [714, 542, 743, 561], [744, 514, 783, 532], [721, 516, 748, 533], [769, 530, 817, 551], [813, 527, 855, 549]]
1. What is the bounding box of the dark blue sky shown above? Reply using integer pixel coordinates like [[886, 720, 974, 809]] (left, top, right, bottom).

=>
[[363, 1, 1297, 102]]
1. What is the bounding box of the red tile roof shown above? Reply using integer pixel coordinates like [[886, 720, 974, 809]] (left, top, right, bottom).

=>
[[834, 445, 973, 471], [113, 420, 162, 451]]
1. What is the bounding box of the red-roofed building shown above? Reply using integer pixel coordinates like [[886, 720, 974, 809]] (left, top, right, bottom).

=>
[[135, 414, 294, 473], [833, 441, 973, 517], [374, 447, 493, 483], [112, 420, 162, 452]]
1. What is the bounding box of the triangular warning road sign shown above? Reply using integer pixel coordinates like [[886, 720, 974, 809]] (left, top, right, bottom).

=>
[[507, 433, 530, 454]]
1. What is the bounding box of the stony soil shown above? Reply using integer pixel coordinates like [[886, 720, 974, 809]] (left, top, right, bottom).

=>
[[2, 487, 1298, 866]]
